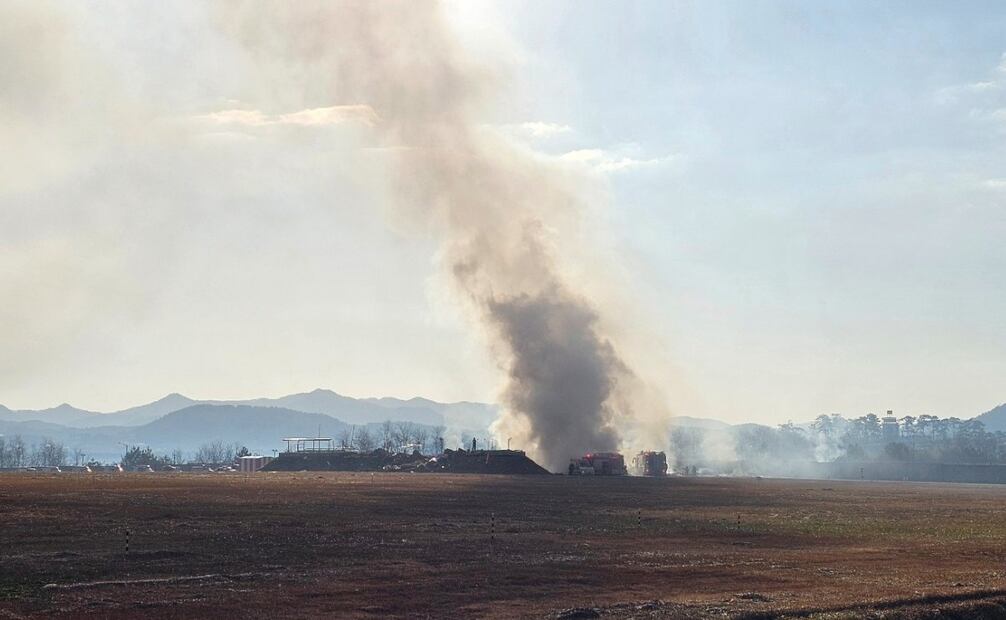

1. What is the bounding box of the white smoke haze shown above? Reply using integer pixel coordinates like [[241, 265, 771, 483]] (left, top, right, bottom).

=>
[[0, 0, 674, 464], [700, 428, 738, 465], [669, 420, 858, 479], [197, 104, 379, 128], [216, 1, 672, 471], [812, 429, 845, 462]]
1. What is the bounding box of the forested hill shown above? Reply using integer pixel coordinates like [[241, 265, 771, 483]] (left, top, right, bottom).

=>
[[976, 403, 1006, 432]]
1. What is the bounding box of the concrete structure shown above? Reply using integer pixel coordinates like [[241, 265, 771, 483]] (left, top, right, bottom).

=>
[[239, 455, 273, 473], [882, 410, 900, 442]]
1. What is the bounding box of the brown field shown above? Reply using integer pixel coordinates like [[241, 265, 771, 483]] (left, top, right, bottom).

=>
[[3, 473, 1006, 619]]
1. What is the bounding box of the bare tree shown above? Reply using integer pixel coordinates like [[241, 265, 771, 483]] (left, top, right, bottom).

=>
[[11, 436, 26, 467], [432, 425, 446, 454], [195, 440, 229, 464], [354, 427, 375, 452], [194, 443, 211, 464], [393, 422, 413, 453], [413, 426, 430, 455], [231, 443, 246, 460], [73, 448, 86, 466], [45, 440, 66, 466], [337, 426, 356, 449], [30, 439, 67, 467], [171, 449, 185, 465], [381, 420, 394, 451]]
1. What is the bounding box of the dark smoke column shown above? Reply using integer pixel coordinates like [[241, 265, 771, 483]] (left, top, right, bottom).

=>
[[488, 290, 625, 471], [220, 1, 664, 472]]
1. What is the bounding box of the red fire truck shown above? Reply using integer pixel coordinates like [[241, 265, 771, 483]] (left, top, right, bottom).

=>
[[632, 451, 668, 476], [568, 452, 628, 475]]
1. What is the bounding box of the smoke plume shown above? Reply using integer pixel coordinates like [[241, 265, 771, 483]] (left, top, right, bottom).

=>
[[221, 1, 666, 471]]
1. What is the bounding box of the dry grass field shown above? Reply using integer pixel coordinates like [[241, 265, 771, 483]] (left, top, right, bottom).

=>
[[3, 472, 1006, 618]]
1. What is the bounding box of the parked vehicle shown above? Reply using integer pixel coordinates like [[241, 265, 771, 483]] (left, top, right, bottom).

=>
[[568, 452, 627, 475]]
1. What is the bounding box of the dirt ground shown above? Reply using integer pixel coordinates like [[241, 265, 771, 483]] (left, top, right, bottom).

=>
[[3, 473, 1006, 619]]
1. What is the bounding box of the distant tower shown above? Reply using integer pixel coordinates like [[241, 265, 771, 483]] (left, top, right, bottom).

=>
[[882, 410, 900, 442], [472, 437, 477, 452]]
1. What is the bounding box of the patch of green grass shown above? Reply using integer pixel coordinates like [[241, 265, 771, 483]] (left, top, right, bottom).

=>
[[0, 580, 41, 601], [603, 507, 1006, 547], [767, 513, 1006, 544]]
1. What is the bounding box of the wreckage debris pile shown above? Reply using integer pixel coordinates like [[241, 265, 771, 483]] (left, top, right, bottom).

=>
[[421, 449, 549, 475], [261, 449, 425, 472], [261, 448, 549, 475]]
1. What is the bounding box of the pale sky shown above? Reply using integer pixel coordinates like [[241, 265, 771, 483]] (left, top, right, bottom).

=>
[[1, 1, 1003, 424]]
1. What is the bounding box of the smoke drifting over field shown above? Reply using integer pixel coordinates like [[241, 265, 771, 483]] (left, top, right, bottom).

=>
[[220, 1, 664, 470]]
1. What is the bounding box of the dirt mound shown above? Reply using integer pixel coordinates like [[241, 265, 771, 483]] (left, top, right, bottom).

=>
[[420, 449, 550, 475]]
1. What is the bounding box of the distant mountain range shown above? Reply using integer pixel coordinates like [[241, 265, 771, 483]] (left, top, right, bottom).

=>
[[0, 389, 499, 429], [0, 405, 346, 461], [0, 402, 100, 427], [0, 389, 499, 463], [2, 389, 1000, 464]]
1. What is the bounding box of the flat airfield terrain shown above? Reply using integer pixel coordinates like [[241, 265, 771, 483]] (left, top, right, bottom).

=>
[[3, 473, 1006, 619]]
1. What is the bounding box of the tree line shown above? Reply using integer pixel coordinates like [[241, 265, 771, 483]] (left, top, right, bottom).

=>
[[812, 413, 1006, 463], [669, 413, 1006, 470], [338, 421, 446, 454], [121, 441, 252, 469], [0, 436, 85, 468], [0, 419, 451, 469], [0, 436, 253, 469]]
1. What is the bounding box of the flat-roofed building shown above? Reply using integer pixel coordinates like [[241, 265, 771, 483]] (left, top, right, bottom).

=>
[[239, 455, 273, 473]]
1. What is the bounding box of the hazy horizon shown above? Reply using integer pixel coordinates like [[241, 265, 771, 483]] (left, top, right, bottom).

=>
[[2, 1, 1003, 427], [3, 386, 1003, 426]]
